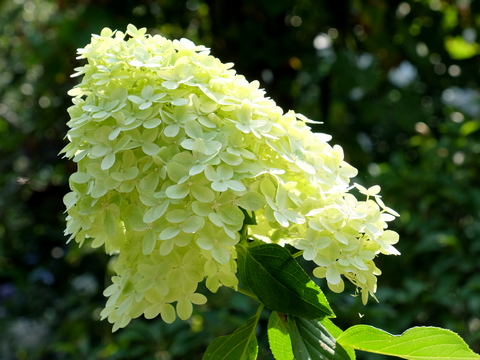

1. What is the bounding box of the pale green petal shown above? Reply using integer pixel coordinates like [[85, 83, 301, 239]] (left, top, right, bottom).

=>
[[176, 298, 193, 320], [171, 98, 188, 106], [135, 277, 154, 292], [273, 211, 289, 227], [191, 185, 215, 203], [139, 101, 153, 110], [160, 227, 180, 240], [101, 153, 116, 170], [192, 138, 208, 153], [165, 184, 189, 199], [204, 140, 222, 155], [103, 210, 117, 236], [145, 303, 162, 319], [91, 144, 110, 157], [237, 192, 265, 211], [127, 208, 148, 231], [161, 303, 176, 323], [303, 248, 317, 261], [327, 279, 345, 293], [166, 162, 188, 182], [189, 293, 207, 305], [204, 165, 219, 181], [212, 245, 230, 264], [154, 280, 169, 296], [295, 159, 316, 174], [326, 266, 341, 285], [211, 181, 228, 192], [128, 95, 144, 104], [181, 216, 204, 233], [184, 119, 203, 138], [160, 238, 174, 255], [138, 264, 153, 277], [208, 213, 223, 227], [217, 164, 233, 179], [142, 229, 157, 255], [219, 152, 242, 165], [196, 237, 213, 250], [205, 277, 221, 293], [63, 192, 78, 210], [163, 81, 179, 90], [283, 209, 305, 225], [90, 183, 108, 198], [114, 135, 132, 151], [224, 179, 246, 191], [104, 177, 121, 190], [191, 201, 212, 217], [142, 142, 160, 155], [166, 209, 189, 223], [166, 267, 183, 287], [163, 124, 179, 137], [174, 233, 193, 247], [143, 117, 162, 129], [123, 166, 139, 180], [110, 171, 126, 181], [189, 164, 206, 175], [71, 172, 90, 183], [143, 202, 169, 223], [117, 295, 134, 315], [217, 205, 244, 226]]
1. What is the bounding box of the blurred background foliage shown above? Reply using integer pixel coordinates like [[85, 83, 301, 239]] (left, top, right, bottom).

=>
[[1, 0, 479, 359]]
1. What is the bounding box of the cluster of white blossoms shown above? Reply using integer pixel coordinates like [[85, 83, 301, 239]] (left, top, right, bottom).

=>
[[62, 25, 400, 331]]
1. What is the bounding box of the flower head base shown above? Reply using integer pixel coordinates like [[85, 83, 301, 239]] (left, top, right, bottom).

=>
[[62, 24, 400, 331]]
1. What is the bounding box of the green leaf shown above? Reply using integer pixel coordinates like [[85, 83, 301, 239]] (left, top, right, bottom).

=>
[[288, 317, 355, 360], [267, 312, 294, 360], [202, 312, 259, 360], [337, 325, 480, 360], [239, 208, 257, 226], [235, 244, 253, 293], [244, 243, 334, 319]]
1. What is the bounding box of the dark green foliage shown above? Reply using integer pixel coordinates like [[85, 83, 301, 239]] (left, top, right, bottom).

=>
[[242, 244, 334, 319], [1, 0, 479, 359]]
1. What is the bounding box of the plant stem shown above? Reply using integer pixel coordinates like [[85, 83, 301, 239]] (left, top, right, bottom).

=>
[[236, 286, 259, 301], [293, 250, 304, 259]]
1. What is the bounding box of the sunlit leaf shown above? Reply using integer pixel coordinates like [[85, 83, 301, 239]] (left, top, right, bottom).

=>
[[337, 325, 480, 360], [267, 312, 294, 360]]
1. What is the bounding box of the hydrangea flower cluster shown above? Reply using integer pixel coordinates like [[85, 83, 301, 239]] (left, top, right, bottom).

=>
[[62, 25, 400, 331]]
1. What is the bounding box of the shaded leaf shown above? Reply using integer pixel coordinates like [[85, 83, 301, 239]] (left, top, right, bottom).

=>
[[288, 317, 355, 360], [244, 243, 334, 319], [203, 313, 258, 360]]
